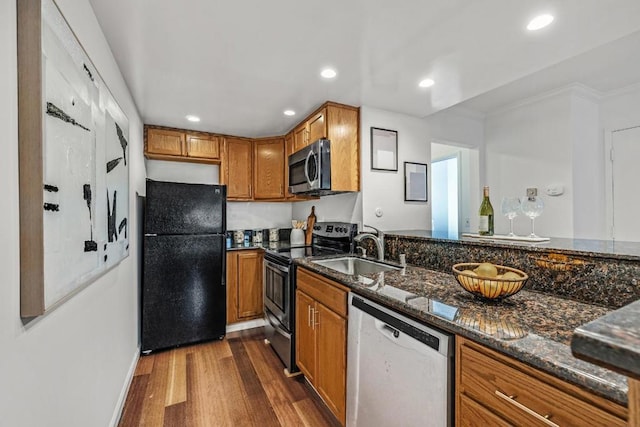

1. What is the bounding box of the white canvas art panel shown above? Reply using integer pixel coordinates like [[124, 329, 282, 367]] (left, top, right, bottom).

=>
[[28, 0, 130, 313]]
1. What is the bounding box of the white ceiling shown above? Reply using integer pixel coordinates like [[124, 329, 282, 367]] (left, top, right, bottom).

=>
[[88, 0, 640, 137]]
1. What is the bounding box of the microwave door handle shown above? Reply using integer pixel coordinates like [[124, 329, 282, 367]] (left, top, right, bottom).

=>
[[304, 149, 313, 184]]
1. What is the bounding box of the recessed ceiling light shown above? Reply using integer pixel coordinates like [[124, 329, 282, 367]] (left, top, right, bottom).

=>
[[418, 78, 435, 88], [527, 14, 554, 31], [321, 68, 337, 79], [185, 115, 200, 122], [283, 110, 296, 116]]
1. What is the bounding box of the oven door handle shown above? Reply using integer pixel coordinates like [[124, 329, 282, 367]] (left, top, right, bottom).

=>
[[266, 311, 292, 339], [265, 261, 289, 274]]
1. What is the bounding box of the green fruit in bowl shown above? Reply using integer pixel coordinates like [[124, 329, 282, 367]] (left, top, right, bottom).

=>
[[502, 271, 521, 280], [474, 262, 498, 278]]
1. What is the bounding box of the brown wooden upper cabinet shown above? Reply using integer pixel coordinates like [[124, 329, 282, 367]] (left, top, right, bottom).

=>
[[254, 137, 285, 199], [223, 137, 253, 200], [293, 108, 327, 152], [145, 127, 221, 163], [186, 134, 220, 160], [146, 128, 185, 156]]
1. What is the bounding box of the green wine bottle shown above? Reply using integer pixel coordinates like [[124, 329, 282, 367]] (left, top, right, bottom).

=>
[[479, 186, 494, 236]]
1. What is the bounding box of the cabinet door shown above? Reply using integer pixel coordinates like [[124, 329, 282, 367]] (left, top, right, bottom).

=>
[[254, 138, 285, 199], [146, 128, 185, 156], [316, 302, 347, 424], [293, 124, 307, 152], [237, 251, 264, 319], [308, 108, 327, 143], [224, 138, 253, 200], [296, 290, 316, 382], [186, 134, 220, 160], [226, 252, 239, 324]]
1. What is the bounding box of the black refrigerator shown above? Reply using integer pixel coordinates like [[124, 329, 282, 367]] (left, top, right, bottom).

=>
[[142, 179, 226, 353]]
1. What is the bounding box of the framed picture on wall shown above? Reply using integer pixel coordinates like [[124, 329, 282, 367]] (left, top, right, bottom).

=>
[[17, 0, 130, 317], [404, 162, 428, 202], [371, 127, 398, 171]]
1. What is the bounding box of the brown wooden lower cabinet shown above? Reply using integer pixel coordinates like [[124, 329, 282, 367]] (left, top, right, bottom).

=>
[[456, 336, 627, 426], [296, 268, 348, 425], [226, 249, 263, 324]]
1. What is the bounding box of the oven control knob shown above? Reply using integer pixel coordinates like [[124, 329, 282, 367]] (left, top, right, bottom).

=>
[[314, 225, 320, 230]]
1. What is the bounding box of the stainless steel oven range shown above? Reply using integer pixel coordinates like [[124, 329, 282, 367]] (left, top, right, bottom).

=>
[[263, 222, 358, 375]]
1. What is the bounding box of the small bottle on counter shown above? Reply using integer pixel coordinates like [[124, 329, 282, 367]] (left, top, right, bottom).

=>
[[478, 186, 494, 236]]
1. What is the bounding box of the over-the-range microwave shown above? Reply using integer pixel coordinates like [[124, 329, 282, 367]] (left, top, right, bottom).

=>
[[288, 139, 332, 195]]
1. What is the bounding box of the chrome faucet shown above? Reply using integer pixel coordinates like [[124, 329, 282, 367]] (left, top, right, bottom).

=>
[[354, 225, 385, 261]]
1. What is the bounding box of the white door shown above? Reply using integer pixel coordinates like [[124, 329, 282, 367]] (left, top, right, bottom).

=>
[[610, 126, 640, 241]]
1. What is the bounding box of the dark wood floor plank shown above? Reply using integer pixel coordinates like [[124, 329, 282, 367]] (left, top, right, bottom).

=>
[[118, 374, 150, 427], [243, 339, 310, 425], [135, 355, 155, 376], [228, 338, 281, 426], [163, 402, 187, 427]]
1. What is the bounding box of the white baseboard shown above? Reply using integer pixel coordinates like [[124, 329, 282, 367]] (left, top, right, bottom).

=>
[[226, 317, 266, 333], [110, 346, 140, 427]]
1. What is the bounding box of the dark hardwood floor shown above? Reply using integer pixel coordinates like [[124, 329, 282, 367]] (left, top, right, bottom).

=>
[[118, 327, 337, 427]]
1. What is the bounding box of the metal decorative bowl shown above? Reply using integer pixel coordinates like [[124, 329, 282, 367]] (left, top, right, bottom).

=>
[[452, 263, 528, 300]]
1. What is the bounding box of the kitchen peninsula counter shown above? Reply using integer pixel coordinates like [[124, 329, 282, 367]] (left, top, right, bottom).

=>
[[295, 256, 629, 406], [380, 230, 640, 309], [385, 229, 640, 260]]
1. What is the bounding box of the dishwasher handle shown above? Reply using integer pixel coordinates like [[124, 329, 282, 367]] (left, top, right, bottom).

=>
[[351, 295, 451, 356], [375, 320, 400, 339]]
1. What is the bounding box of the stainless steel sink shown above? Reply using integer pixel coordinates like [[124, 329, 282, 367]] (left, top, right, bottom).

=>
[[311, 257, 400, 275]]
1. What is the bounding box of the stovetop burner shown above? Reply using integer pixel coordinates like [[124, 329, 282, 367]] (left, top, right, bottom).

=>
[[264, 222, 358, 264]]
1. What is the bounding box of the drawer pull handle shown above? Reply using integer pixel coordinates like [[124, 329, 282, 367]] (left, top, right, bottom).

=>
[[495, 390, 558, 427]]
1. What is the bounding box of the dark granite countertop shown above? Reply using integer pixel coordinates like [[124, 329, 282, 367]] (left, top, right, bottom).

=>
[[572, 299, 640, 380], [295, 255, 628, 405], [386, 229, 640, 261]]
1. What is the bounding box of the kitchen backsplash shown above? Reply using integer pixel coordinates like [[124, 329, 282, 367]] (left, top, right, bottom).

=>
[[227, 202, 293, 230], [381, 235, 640, 310]]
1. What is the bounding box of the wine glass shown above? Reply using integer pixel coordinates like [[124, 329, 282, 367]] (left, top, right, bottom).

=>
[[521, 196, 544, 238], [501, 197, 521, 237]]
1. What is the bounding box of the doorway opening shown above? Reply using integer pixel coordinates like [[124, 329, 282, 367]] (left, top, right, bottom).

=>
[[431, 155, 459, 237], [430, 141, 479, 236]]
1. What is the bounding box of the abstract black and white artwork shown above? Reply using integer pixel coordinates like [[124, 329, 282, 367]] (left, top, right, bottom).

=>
[[18, 0, 129, 316]]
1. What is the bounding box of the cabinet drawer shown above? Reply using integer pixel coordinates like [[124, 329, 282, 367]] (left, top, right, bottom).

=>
[[458, 338, 626, 426], [459, 394, 511, 427], [297, 268, 348, 317]]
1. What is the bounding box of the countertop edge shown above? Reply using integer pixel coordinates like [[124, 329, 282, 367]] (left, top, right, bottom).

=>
[[572, 299, 640, 380]]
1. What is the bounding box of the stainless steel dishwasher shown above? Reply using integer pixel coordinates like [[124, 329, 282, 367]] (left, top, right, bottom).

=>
[[347, 293, 453, 427]]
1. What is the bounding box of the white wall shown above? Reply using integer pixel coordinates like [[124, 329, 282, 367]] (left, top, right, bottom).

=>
[[0, 1, 144, 426], [485, 91, 574, 237], [571, 93, 603, 239], [601, 83, 640, 131], [146, 159, 219, 185], [228, 202, 293, 230], [360, 106, 431, 231], [292, 192, 363, 227]]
